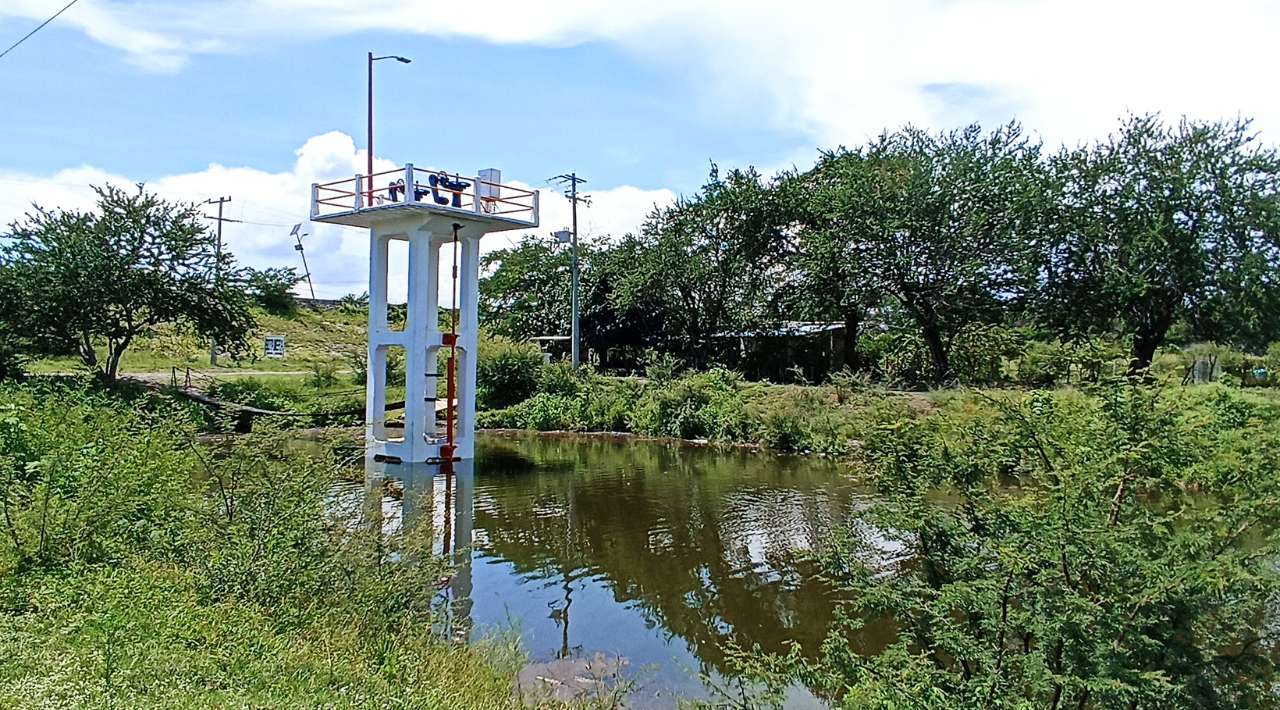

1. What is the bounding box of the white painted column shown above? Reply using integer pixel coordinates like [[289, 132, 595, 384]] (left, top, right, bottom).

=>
[[403, 229, 432, 461], [421, 233, 443, 448], [366, 230, 390, 445]]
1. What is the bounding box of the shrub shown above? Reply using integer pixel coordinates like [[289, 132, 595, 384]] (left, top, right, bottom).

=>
[[306, 360, 340, 389], [477, 335, 542, 409], [512, 393, 582, 431], [345, 348, 404, 387], [628, 368, 750, 440], [1008, 339, 1073, 387], [0, 383, 519, 707], [207, 378, 295, 412], [537, 361, 583, 397], [642, 350, 683, 384], [947, 323, 1024, 386], [245, 266, 302, 317], [773, 383, 1280, 708], [0, 338, 26, 382]]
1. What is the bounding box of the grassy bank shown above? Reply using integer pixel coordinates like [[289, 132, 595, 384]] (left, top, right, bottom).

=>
[[26, 307, 369, 376], [478, 364, 926, 455], [0, 381, 558, 709]]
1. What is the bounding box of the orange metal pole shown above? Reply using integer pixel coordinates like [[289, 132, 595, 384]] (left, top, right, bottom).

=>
[[443, 223, 461, 459]]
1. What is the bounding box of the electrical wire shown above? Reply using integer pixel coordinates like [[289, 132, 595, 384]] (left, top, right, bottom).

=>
[[0, 0, 82, 61]]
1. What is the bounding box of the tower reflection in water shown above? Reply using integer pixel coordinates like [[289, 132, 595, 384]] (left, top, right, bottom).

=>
[[364, 456, 474, 643]]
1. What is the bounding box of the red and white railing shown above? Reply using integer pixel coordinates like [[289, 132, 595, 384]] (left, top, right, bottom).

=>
[[310, 163, 539, 224]]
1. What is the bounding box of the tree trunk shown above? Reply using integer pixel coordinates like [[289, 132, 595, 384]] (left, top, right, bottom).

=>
[[921, 323, 950, 384], [105, 336, 131, 382], [78, 333, 97, 370], [841, 310, 862, 371], [1128, 331, 1163, 379]]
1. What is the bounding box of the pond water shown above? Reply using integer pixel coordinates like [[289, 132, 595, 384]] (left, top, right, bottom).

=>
[[331, 432, 879, 707]]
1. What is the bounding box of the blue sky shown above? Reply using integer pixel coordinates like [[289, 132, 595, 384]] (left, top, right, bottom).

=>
[[0, 25, 799, 190], [2, 0, 1278, 299]]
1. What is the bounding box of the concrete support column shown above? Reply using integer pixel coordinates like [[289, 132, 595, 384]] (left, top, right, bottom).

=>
[[456, 234, 481, 458], [421, 235, 443, 443], [366, 231, 390, 443], [403, 229, 432, 461]]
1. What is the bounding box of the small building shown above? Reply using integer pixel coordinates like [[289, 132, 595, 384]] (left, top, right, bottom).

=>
[[711, 321, 848, 383], [529, 335, 571, 363]]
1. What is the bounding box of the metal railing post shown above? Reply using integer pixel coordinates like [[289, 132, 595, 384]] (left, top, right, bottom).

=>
[[310, 183, 319, 219], [355, 175, 364, 209], [404, 163, 415, 203]]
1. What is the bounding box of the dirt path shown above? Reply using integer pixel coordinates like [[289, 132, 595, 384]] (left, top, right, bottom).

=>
[[127, 369, 313, 384]]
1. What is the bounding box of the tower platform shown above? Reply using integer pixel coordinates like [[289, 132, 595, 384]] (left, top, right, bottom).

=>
[[310, 164, 539, 463], [310, 164, 539, 231]]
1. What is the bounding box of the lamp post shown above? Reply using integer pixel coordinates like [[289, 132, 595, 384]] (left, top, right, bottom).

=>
[[367, 52, 412, 203]]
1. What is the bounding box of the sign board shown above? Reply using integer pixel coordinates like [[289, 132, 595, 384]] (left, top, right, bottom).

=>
[[264, 335, 286, 359]]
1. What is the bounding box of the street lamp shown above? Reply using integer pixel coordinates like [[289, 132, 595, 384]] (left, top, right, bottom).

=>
[[367, 52, 412, 204]]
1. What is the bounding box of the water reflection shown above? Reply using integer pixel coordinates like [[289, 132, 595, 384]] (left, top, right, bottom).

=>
[[358, 433, 875, 707]]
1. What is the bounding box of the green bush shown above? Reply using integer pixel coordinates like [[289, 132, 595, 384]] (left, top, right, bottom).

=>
[[770, 383, 1280, 708], [642, 350, 683, 383], [476, 335, 542, 409], [1008, 339, 1073, 386], [208, 378, 295, 412], [537, 361, 583, 398], [305, 360, 340, 389], [517, 393, 583, 430], [947, 323, 1024, 385], [628, 368, 750, 440], [0, 383, 521, 707], [0, 338, 26, 382], [0, 383, 198, 571]]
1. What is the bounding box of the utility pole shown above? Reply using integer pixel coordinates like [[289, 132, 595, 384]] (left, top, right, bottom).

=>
[[291, 224, 317, 300], [204, 196, 231, 366], [551, 173, 589, 367]]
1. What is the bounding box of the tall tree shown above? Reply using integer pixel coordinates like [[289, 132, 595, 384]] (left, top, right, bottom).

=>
[[612, 165, 791, 363], [2, 185, 255, 380], [245, 266, 302, 317], [799, 124, 1047, 382], [1041, 115, 1280, 374], [780, 169, 881, 370], [479, 234, 574, 341]]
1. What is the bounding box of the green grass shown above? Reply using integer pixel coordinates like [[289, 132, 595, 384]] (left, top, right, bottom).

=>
[[0, 381, 602, 709], [0, 564, 524, 709], [28, 306, 369, 375]]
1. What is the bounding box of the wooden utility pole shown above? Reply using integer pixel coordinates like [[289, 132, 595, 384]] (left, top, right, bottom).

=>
[[204, 196, 231, 366], [291, 224, 317, 300]]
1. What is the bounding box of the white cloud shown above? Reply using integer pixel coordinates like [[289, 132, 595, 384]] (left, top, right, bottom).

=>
[[0, 131, 674, 302], [3, 0, 1278, 147]]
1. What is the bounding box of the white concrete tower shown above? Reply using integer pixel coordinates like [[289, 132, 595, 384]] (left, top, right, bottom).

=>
[[312, 164, 539, 462]]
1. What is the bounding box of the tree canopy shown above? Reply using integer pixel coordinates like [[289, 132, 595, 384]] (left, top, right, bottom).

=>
[[475, 115, 1280, 385], [1041, 115, 1280, 374], [1, 185, 255, 380], [795, 123, 1047, 381]]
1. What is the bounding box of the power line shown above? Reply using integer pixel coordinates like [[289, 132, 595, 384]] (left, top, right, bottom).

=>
[[0, 0, 81, 61]]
